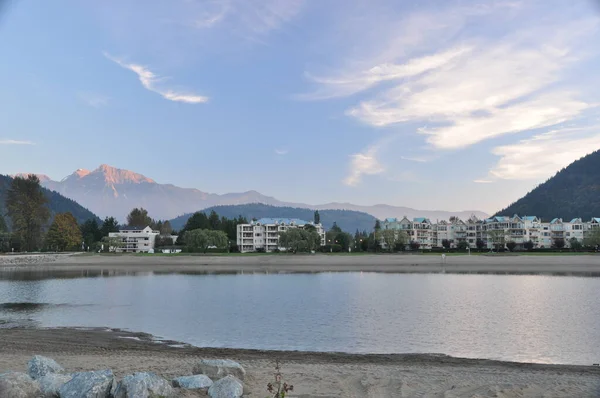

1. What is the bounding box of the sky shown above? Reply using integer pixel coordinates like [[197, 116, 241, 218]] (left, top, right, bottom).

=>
[[1, 0, 600, 214]]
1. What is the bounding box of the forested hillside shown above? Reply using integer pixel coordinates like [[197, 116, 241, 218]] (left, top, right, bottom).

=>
[[170, 203, 377, 232], [497, 150, 600, 220]]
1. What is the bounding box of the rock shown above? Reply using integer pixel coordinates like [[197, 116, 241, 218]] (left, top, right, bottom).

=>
[[58, 369, 114, 398], [172, 374, 213, 390], [38, 373, 73, 398], [193, 359, 246, 381], [0, 372, 42, 398], [208, 375, 243, 398], [113, 372, 174, 398], [27, 355, 64, 379]]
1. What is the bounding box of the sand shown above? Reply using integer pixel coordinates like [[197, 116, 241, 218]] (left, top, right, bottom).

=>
[[0, 328, 598, 397], [2, 252, 600, 275]]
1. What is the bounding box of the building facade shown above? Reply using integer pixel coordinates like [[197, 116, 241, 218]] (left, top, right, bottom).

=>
[[382, 215, 600, 249], [237, 218, 326, 253], [108, 226, 160, 253]]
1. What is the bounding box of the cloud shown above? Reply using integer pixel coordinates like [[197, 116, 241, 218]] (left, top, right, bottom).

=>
[[104, 53, 208, 104], [473, 179, 494, 184], [78, 92, 109, 108], [274, 148, 288, 155], [400, 155, 433, 163], [489, 127, 600, 180], [304, 1, 598, 150], [344, 146, 385, 186], [0, 140, 35, 145]]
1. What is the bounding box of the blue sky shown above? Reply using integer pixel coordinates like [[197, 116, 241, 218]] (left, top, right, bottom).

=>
[[1, 0, 600, 214]]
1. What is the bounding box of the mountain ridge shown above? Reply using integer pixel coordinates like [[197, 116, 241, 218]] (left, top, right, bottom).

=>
[[496, 150, 600, 221], [16, 164, 489, 222]]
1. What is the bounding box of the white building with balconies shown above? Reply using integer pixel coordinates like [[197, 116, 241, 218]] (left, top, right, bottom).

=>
[[236, 218, 325, 253], [108, 226, 159, 253]]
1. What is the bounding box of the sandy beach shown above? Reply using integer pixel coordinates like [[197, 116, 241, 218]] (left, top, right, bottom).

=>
[[0, 327, 599, 397], [2, 252, 600, 275]]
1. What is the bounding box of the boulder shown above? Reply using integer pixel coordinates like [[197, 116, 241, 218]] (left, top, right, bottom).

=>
[[193, 359, 246, 381], [208, 375, 243, 398], [58, 369, 114, 398], [172, 374, 213, 390], [113, 372, 174, 398], [27, 355, 64, 379], [0, 372, 42, 398], [38, 373, 73, 398]]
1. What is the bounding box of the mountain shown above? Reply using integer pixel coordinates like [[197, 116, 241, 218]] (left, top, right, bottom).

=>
[[0, 174, 100, 226], [20, 164, 488, 222], [496, 150, 600, 221], [169, 204, 378, 233]]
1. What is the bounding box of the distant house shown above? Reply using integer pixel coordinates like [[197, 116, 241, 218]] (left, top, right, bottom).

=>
[[108, 226, 159, 253]]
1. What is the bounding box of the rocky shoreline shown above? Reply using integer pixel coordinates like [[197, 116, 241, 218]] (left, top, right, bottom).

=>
[[1, 355, 247, 397]]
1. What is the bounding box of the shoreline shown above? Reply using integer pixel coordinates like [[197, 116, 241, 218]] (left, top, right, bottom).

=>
[[2, 253, 600, 276], [1, 327, 599, 397]]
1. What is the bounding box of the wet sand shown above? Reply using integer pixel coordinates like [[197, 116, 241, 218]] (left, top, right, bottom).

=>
[[0, 328, 599, 397], [2, 253, 600, 275]]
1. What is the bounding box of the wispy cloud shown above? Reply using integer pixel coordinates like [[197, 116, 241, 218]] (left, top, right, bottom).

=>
[[344, 145, 385, 186], [489, 127, 600, 180], [304, 1, 598, 150], [104, 53, 208, 104], [0, 140, 35, 145], [400, 155, 433, 163], [78, 92, 109, 108], [274, 148, 289, 155], [473, 179, 494, 184]]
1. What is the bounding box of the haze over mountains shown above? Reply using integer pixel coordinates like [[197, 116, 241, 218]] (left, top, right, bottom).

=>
[[20, 165, 489, 222]]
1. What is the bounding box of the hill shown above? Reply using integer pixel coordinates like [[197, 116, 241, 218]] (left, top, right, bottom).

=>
[[16, 164, 488, 222], [169, 204, 378, 233], [496, 150, 600, 221], [0, 174, 100, 227]]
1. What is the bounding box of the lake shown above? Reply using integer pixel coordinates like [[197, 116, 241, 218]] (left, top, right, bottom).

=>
[[1, 271, 599, 365]]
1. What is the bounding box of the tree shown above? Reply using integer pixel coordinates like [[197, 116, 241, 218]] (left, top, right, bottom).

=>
[[584, 229, 600, 249], [486, 230, 506, 251], [449, 216, 458, 223], [409, 241, 421, 251], [569, 237, 582, 251], [553, 238, 565, 249], [160, 220, 173, 235], [506, 241, 517, 252], [80, 219, 102, 248], [100, 216, 120, 237], [381, 229, 397, 251], [330, 222, 342, 233], [6, 175, 50, 251], [0, 213, 7, 232], [314, 210, 320, 225], [184, 212, 210, 231], [476, 239, 486, 250], [523, 240, 534, 251], [184, 229, 228, 253], [208, 210, 221, 230], [374, 220, 381, 231], [46, 212, 83, 251], [126, 208, 153, 228], [441, 239, 451, 249], [101, 236, 124, 252], [457, 240, 470, 251]]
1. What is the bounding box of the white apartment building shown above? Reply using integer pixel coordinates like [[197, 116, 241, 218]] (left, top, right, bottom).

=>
[[108, 226, 160, 253], [382, 215, 600, 250], [237, 218, 326, 253]]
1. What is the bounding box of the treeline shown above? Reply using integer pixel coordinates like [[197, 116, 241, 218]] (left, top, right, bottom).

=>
[[176, 210, 248, 252]]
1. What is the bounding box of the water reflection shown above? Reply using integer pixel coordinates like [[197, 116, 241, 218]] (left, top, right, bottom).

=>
[[1, 272, 600, 365]]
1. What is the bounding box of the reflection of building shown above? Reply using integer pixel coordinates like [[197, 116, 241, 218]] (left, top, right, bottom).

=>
[[236, 218, 325, 253], [381, 215, 600, 249], [108, 226, 159, 253]]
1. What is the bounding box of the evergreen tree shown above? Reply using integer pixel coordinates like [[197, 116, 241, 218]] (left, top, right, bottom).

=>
[[126, 208, 153, 228], [0, 213, 7, 232], [314, 210, 320, 224], [6, 175, 50, 251], [80, 219, 102, 247], [100, 216, 120, 237], [374, 219, 381, 231]]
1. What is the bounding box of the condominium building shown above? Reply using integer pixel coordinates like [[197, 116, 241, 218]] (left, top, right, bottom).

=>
[[382, 215, 600, 249], [108, 226, 160, 253], [237, 218, 326, 253]]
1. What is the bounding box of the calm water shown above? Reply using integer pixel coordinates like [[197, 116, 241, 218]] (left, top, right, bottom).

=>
[[1, 271, 599, 365]]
